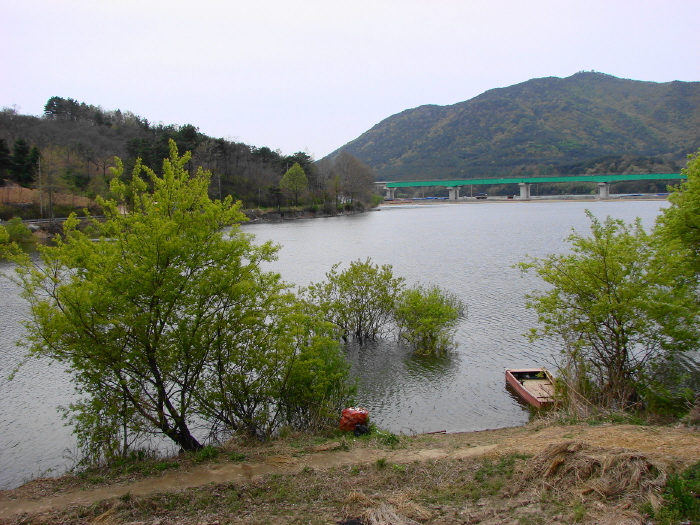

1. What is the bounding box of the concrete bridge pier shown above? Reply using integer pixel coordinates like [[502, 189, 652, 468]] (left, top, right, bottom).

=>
[[373, 182, 396, 201], [597, 182, 610, 199], [518, 183, 531, 200], [448, 187, 460, 201]]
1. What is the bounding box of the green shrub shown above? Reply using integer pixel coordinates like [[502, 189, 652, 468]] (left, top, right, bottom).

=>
[[4, 217, 33, 242], [301, 258, 404, 344], [648, 461, 700, 523], [194, 445, 220, 463], [320, 202, 338, 215], [229, 452, 247, 462], [394, 285, 466, 355]]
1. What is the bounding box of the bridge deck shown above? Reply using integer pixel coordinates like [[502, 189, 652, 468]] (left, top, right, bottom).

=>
[[383, 173, 684, 188]]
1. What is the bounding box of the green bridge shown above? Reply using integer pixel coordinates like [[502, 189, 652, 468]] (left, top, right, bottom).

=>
[[377, 173, 686, 200]]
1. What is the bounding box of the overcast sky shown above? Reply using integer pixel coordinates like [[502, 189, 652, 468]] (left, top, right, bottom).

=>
[[2, 0, 699, 159]]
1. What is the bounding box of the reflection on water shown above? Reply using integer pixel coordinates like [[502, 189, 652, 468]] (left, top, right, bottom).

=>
[[245, 200, 667, 436], [404, 350, 459, 380], [0, 200, 668, 489]]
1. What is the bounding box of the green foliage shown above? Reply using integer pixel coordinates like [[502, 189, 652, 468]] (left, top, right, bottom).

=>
[[395, 284, 465, 355], [519, 210, 700, 411], [16, 140, 354, 463], [2, 101, 333, 213], [193, 445, 219, 463], [0, 223, 19, 260], [647, 461, 700, 524], [474, 453, 527, 483], [301, 258, 405, 345], [279, 162, 308, 206], [1, 217, 33, 259], [331, 151, 375, 204], [9, 138, 39, 185], [370, 193, 384, 207], [376, 430, 400, 449], [195, 298, 355, 437], [4, 217, 33, 242], [0, 139, 11, 176], [302, 261, 465, 355], [657, 150, 700, 272], [331, 72, 698, 181]]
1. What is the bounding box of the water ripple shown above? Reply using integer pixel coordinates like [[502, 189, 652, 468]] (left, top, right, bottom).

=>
[[0, 200, 667, 489]]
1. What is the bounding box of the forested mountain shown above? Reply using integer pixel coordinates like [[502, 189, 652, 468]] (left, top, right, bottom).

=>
[[327, 72, 700, 181], [0, 97, 376, 218]]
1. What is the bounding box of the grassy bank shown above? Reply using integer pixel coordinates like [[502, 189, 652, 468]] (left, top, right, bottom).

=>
[[1, 420, 699, 525]]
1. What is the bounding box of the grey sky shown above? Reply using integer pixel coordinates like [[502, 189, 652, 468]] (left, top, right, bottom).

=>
[[2, 0, 698, 159]]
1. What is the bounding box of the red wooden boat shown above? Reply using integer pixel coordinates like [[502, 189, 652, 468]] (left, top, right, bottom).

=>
[[505, 368, 555, 408]]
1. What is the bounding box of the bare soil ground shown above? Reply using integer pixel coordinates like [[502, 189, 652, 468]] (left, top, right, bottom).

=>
[[1, 421, 698, 524]]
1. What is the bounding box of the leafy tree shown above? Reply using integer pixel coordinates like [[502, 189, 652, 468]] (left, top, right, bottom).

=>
[[0, 138, 11, 178], [280, 162, 308, 206], [0, 223, 10, 254], [333, 152, 375, 204], [519, 211, 699, 411], [9, 139, 39, 186], [4, 217, 33, 242], [395, 285, 465, 355], [326, 172, 342, 207], [16, 140, 353, 459], [268, 184, 282, 210], [36, 145, 76, 219], [656, 150, 700, 272], [302, 258, 405, 345], [0, 223, 21, 260], [195, 299, 353, 437]]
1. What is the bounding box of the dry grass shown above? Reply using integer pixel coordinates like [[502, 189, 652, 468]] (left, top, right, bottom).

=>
[[684, 396, 700, 427], [2, 422, 698, 524], [0, 186, 92, 208], [361, 503, 421, 525], [523, 441, 668, 500]]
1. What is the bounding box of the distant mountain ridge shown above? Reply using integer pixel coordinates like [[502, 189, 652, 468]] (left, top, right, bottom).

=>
[[326, 72, 700, 181]]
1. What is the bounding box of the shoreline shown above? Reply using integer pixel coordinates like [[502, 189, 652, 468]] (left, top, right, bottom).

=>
[[1, 421, 697, 523], [380, 194, 670, 206]]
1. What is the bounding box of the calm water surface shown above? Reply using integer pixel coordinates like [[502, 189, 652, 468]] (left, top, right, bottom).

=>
[[0, 200, 667, 489]]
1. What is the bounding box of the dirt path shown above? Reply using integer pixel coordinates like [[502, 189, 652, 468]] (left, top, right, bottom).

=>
[[1, 423, 698, 520]]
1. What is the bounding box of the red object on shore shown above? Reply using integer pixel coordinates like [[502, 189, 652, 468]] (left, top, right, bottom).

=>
[[339, 407, 369, 431]]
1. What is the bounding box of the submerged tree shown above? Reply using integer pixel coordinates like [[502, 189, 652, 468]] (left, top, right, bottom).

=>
[[16, 140, 353, 462], [301, 259, 465, 354], [302, 258, 405, 345], [395, 285, 465, 355]]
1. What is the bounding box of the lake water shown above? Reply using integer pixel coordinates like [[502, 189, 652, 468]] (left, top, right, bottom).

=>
[[0, 199, 668, 489]]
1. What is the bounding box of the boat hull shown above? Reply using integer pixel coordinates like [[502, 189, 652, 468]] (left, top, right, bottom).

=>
[[505, 368, 555, 408]]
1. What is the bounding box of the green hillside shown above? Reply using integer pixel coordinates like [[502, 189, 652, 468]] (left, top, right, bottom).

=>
[[0, 98, 377, 217], [327, 72, 700, 181]]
